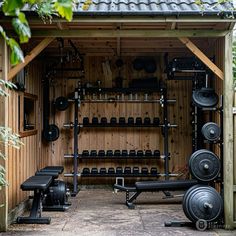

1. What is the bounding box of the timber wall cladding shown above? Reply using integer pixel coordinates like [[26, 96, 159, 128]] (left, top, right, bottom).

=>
[[7, 60, 48, 211], [47, 55, 193, 184]]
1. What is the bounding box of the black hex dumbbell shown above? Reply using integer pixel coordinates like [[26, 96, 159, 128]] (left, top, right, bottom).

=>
[[92, 117, 99, 125], [90, 150, 97, 156], [116, 167, 123, 175], [106, 150, 113, 157], [108, 167, 115, 175], [133, 167, 140, 175], [150, 167, 158, 175], [141, 167, 149, 175], [110, 117, 117, 125], [91, 168, 98, 175], [145, 150, 152, 156], [153, 150, 160, 158], [83, 117, 89, 125], [135, 117, 142, 125], [129, 150, 136, 157], [124, 167, 131, 175], [82, 150, 89, 156], [82, 168, 90, 175], [119, 117, 126, 125], [153, 117, 160, 125], [121, 150, 128, 157], [100, 117, 107, 125], [114, 150, 121, 156], [144, 117, 151, 125], [128, 117, 134, 125], [98, 150, 105, 156], [137, 150, 144, 157], [100, 168, 107, 175]]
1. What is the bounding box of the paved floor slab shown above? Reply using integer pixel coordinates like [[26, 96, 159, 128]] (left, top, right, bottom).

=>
[[1, 189, 235, 236]]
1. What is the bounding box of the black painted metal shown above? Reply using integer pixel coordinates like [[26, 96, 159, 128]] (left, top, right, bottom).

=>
[[189, 149, 220, 182], [72, 90, 79, 195], [183, 185, 223, 223]]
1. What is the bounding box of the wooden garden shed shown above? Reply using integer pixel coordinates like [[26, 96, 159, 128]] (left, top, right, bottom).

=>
[[0, 0, 236, 232]]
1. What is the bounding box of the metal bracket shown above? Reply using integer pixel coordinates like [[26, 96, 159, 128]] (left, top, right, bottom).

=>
[[114, 177, 124, 193], [233, 107, 236, 114]]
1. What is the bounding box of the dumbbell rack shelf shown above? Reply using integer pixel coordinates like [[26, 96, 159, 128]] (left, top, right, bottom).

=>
[[65, 85, 175, 196], [64, 155, 165, 160], [64, 173, 180, 177], [66, 124, 177, 128]]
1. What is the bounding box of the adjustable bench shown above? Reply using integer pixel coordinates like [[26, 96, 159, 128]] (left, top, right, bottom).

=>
[[17, 175, 52, 224], [114, 179, 198, 209]]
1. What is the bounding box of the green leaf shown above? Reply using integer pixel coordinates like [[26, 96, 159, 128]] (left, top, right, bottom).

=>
[[8, 38, 24, 65], [12, 17, 31, 43], [54, 0, 73, 21], [2, 0, 24, 16]]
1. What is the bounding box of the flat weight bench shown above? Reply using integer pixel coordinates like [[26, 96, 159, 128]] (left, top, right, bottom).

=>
[[35, 166, 70, 211], [17, 175, 52, 224], [114, 179, 198, 209]]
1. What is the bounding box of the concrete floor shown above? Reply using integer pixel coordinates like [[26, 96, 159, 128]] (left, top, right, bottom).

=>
[[1, 189, 236, 236]]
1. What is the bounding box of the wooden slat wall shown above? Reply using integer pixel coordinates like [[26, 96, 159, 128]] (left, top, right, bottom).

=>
[[7, 60, 48, 211], [45, 55, 193, 185]]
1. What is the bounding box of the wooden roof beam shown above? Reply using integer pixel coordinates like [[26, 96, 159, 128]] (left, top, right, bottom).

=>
[[179, 37, 224, 80], [30, 29, 229, 38], [8, 37, 54, 81]]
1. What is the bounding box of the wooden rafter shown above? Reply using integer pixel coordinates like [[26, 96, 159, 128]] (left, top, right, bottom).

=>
[[179, 37, 224, 80], [8, 37, 55, 81]]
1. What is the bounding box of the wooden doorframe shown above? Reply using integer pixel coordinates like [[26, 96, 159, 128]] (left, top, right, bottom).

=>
[[223, 31, 235, 229]]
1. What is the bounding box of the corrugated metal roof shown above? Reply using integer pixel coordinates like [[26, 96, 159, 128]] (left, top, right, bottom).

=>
[[74, 0, 235, 16]]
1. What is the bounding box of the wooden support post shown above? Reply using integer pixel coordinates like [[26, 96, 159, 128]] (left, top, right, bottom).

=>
[[179, 37, 224, 80], [8, 37, 54, 81], [0, 39, 9, 232], [223, 32, 234, 229]]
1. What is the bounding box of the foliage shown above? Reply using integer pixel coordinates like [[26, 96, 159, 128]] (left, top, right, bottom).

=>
[[0, 0, 76, 189], [0, 0, 77, 65]]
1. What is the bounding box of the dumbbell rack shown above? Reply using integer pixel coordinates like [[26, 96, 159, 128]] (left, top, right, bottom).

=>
[[64, 85, 177, 196]]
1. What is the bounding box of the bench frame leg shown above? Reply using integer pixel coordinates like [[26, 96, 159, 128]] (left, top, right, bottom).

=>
[[17, 190, 51, 224], [126, 191, 141, 209]]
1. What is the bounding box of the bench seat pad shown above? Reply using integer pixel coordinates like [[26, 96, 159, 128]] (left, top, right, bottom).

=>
[[135, 179, 198, 191], [21, 176, 52, 191]]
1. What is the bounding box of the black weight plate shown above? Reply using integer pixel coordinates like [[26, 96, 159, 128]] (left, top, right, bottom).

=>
[[192, 89, 218, 108], [133, 58, 144, 71], [186, 186, 223, 222], [43, 124, 59, 142], [201, 122, 221, 142], [144, 59, 157, 73], [55, 97, 69, 111], [183, 185, 201, 222], [189, 149, 220, 182]]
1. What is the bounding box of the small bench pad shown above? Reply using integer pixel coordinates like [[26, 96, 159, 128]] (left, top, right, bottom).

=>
[[21, 176, 52, 191], [40, 166, 64, 174], [135, 179, 198, 191], [35, 171, 59, 179]]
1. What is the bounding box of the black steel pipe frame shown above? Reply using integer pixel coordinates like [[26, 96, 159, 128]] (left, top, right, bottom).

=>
[[72, 90, 79, 196], [162, 86, 169, 180]]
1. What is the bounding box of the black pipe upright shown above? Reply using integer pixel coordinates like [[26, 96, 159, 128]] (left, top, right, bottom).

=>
[[43, 76, 50, 130], [162, 85, 169, 180], [72, 90, 79, 195]]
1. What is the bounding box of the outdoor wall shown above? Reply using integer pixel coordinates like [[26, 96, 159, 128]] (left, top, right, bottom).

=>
[[7, 59, 49, 212]]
